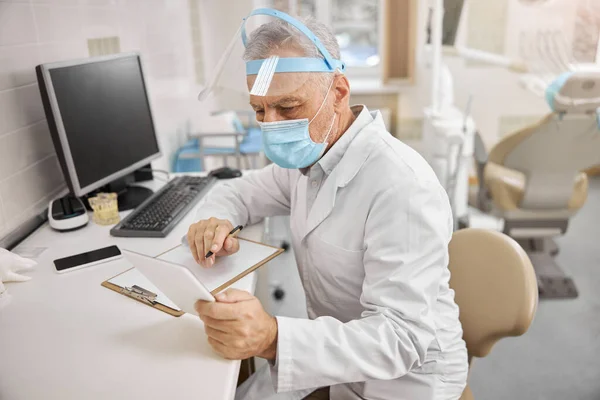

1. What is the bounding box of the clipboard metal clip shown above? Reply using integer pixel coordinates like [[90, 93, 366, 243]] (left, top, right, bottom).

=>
[[121, 285, 158, 306]]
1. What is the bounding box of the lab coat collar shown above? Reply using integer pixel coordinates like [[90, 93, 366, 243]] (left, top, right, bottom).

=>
[[317, 105, 372, 176], [299, 105, 371, 178], [301, 109, 386, 241], [335, 109, 382, 187]]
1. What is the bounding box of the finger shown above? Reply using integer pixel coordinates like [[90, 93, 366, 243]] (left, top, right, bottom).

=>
[[187, 223, 197, 247], [207, 336, 230, 358], [13, 256, 36, 270], [192, 221, 208, 265], [195, 300, 212, 315], [199, 315, 235, 333], [217, 237, 233, 256], [195, 223, 210, 266], [208, 338, 242, 360], [227, 237, 240, 254], [187, 226, 199, 263], [198, 301, 241, 320], [211, 222, 233, 255], [4, 271, 31, 282], [201, 316, 245, 335], [195, 235, 206, 266], [189, 242, 199, 263], [203, 221, 218, 262], [205, 325, 231, 340], [215, 288, 254, 303], [217, 237, 240, 256], [207, 336, 227, 352]]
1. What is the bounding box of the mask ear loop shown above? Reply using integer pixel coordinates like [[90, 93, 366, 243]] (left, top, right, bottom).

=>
[[321, 113, 337, 144], [309, 76, 336, 125], [313, 113, 337, 161]]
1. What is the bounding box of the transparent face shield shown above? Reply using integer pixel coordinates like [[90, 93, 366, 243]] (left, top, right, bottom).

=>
[[197, 8, 346, 105]]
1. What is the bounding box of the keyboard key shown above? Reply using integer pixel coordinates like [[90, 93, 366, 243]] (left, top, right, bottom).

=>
[[110, 176, 217, 238]]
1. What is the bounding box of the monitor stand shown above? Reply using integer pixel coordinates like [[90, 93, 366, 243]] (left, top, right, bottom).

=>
[[105, 176, 153, 212], [116, 186, 153, 211]]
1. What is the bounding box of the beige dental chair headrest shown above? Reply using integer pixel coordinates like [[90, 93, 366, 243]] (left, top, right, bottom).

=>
[[546, 70, 600, 114], [448, 229, 538, 360]]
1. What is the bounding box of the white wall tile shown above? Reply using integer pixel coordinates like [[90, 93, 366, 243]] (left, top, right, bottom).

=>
[[38, 40, 88, 64], [0, 121, 54, 181], [0, 3, 37, 46], [3, 183, 63, 235], [2, 209, 31, 239], [116, 0, 146, 52], [0, 0, 201, 241], [144, 52, 180, 80], [0, 155, 64, 219], [33, 5, 82, 43], [0, 45, 41, 91], [143, 28, 176, 56], [0, 84, 45, 136], [80, 0, 118, 6], [0, 196, 6, 236], [141, 2, 186, 55], [82, 6, 118, 38], [31, 0, 79, 5]]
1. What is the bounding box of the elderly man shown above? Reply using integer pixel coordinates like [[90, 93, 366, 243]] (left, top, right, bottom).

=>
[[188, 9, 468, 400]]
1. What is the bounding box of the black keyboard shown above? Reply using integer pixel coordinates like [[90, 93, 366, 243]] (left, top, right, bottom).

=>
[[110, 176, 216, 238]]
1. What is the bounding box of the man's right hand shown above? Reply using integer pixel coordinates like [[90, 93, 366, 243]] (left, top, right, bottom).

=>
[[187, 218, 240, 267]]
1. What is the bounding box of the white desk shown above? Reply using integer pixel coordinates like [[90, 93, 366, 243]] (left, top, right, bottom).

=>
[[0, 175, 264, 400]]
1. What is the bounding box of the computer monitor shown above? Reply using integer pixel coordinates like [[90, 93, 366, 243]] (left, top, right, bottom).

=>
[[36, 52, 161, 210]]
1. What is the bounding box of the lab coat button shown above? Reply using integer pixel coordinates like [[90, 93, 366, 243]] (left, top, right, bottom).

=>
[[311, 180, 318, 188]]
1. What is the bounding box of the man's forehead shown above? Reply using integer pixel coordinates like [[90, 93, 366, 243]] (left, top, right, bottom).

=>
[[249, 95, 304, 107]]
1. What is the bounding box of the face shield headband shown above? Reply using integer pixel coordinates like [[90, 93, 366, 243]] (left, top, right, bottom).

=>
[[197, 7, 346, 102]]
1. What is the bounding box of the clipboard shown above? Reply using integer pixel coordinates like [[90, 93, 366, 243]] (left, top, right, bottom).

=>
[[183, 237, 284, 295], [101, 268, 185, 317], [101, 237, 283, 317]]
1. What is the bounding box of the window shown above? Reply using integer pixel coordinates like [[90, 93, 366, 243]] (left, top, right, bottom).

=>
[[327, 0, 381, 69], [262, 0, 416, 82], [267, 0, 385, 77]]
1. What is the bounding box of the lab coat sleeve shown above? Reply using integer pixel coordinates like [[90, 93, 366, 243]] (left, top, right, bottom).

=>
[[270, 180, 453, 392], [195, 164, 292, 226]]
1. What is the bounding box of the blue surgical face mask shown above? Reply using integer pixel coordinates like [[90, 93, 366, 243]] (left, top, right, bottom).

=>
[[259, 81, 336, 169]]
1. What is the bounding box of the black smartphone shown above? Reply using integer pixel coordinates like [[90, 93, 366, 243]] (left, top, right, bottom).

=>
[[54, 245, 122, 273]]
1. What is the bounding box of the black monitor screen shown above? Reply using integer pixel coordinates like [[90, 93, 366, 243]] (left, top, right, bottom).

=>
[[49, 56, 159, 190]]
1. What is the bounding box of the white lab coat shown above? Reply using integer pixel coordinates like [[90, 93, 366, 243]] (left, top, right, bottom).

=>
[[196, 109, 468, 400]]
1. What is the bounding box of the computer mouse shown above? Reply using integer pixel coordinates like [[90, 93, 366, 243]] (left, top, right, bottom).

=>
[[209, 167, 242, 179]]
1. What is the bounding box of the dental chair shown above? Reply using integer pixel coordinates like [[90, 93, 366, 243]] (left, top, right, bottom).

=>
[[173, 110, 263, 172], [470, 71, 600, 298], [448, 228, 538, 400]]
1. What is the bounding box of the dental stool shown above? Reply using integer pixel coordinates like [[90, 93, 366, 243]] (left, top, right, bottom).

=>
[[470, 71, 600, 298], [448, 229, 538, 400]]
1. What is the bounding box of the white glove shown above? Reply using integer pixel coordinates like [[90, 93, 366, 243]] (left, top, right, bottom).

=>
[[0, 248, 35, 308], [0, 248, 36, 284]]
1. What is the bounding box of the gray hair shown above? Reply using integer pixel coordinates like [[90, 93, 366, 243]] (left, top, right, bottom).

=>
[[243, 16, 341, 92]]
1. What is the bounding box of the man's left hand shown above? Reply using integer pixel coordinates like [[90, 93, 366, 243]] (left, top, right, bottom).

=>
[[195, 288, 278, 360]]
